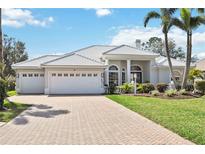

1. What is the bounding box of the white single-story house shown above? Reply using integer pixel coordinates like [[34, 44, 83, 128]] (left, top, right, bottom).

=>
[[12, 43, 188, 94]]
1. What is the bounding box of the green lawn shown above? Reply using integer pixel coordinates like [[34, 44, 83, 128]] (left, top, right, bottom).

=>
[[0, 99, 30, 122], [107, 95, 205, 145], [7, 90, 17, 97]]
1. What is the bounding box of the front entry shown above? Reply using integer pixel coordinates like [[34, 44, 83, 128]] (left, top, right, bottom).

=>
[[131, 72, 142, 83]]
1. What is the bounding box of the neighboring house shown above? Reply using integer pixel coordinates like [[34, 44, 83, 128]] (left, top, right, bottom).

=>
[[12, 44, 187, 94]]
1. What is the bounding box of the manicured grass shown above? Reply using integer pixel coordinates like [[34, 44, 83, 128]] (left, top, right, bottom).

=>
[[7, 90, 17, 97], [107, 95, 205, 144], [0, 100, 30, 122]]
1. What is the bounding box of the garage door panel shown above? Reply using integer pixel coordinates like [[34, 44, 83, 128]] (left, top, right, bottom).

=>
[[21, 73, 45, 94], [49, 72, 104, 94]]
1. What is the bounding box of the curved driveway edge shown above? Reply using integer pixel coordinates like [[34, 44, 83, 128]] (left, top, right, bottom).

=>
[[0, 95, 193, 145]]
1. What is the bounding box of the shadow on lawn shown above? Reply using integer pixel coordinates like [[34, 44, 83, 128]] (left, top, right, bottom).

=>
[[12, 104, 70, 125]]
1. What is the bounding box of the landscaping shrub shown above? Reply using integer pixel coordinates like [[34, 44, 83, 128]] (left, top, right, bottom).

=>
[[175, 84, 181, 91], [0, 79, 7, 110], [137, 84, 143, 93], [108, 83, 117, 94], [185, 84, 194, 91], [165, 89, 177, 97], [195, 80, 205, 94], [141, 83, 155, 93], [178, 89, 189, 95], [156, 83, 168, 93], [151, 90, 160, 96], [118, 83, 134, 94], [7, 80, 16, 91]]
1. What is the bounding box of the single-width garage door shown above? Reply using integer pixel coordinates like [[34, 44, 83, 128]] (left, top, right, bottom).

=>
[[20, 72, 45, 94], [49, 71, 104, 94]]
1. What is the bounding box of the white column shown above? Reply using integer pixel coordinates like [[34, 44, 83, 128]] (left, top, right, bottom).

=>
[[127, 59, 131, 83], [105, 59, 109, 85]]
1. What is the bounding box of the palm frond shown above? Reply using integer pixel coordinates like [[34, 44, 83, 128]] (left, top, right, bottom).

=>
[[180, 8, 191, 27], [168, 8, 177, 15], [144, 11, 160, 27], [190, 16, 205, 30], [171, 18, 187, 31]]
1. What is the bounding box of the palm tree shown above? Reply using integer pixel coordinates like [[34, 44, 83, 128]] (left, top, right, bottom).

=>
[[172, 9, 205, 88], [144, 8, 178, 88], [0, 8, 2, 63]]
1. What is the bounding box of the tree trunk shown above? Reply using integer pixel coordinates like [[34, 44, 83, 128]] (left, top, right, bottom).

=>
[[182, 31, 192, 89], [164, 32, 177, 88], [0, 8, 2, 63]]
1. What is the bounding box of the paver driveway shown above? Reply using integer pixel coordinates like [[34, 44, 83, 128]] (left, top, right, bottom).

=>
[[0, 95, 193, 145]]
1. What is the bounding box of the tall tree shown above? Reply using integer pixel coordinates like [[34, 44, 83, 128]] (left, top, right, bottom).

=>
[[172, 8, 205, 88], [144, 9, 178, 88], [0, 8, 2, 63], [2, 35, 28, 78], [141, 37, 185, 60]]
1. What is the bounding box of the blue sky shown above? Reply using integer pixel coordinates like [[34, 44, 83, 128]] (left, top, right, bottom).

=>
[[2, 8, 205, 58]]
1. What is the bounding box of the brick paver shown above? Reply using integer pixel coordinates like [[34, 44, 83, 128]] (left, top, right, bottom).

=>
[[0, 95, 193, 145]]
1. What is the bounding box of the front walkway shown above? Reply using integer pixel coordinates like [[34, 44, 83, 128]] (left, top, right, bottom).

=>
[[0, 95, 193, 145]]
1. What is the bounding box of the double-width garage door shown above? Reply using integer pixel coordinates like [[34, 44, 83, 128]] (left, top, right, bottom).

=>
[[49, 71, 104, 94]]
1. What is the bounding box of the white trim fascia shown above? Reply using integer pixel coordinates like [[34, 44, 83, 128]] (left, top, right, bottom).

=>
[[102, 55, 158, 61], [12, 66, 42, 70], [41, 65, 107, 69]]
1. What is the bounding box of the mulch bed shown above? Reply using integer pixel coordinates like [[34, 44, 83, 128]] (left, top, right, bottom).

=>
[[123, 93, 202, 99]]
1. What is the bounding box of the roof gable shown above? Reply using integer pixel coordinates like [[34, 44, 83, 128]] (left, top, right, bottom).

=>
[[42, 53, 105, 67], [103, 45, 158, 56], [12, 55, 61, 68]]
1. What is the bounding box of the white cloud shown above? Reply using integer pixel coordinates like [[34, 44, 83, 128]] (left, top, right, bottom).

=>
[[110, 26, 205, 55], [2, 8, 54, 28], [110, 26, 205, 59], [95, 8, 112, 17]]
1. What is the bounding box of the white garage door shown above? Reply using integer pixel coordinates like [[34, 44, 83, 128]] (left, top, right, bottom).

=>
[[49, 71, 104, 94], [20, 73, 45, 94]]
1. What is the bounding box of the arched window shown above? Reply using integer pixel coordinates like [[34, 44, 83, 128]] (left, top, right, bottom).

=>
[[109, 65, 118, 71], [108, 65, 119, 86]]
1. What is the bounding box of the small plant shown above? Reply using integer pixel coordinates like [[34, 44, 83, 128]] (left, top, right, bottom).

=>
[[141, 83, 155, 93], [108, 83, 117, 94], [178, 89, 188, 95], [185, 84, 194, 91], [195, 80, 205, 95], [175, 83, 181, 91], [156, 83, 168, 93], [136, 84, 143, 93], [7, 80, 16, 91], [118, 83, 134, 94], [151, 90, 160, 96], [165, 89, 177, 97]]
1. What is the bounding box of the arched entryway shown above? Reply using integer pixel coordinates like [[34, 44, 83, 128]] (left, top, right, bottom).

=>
[[130, 65, 143, 83]]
